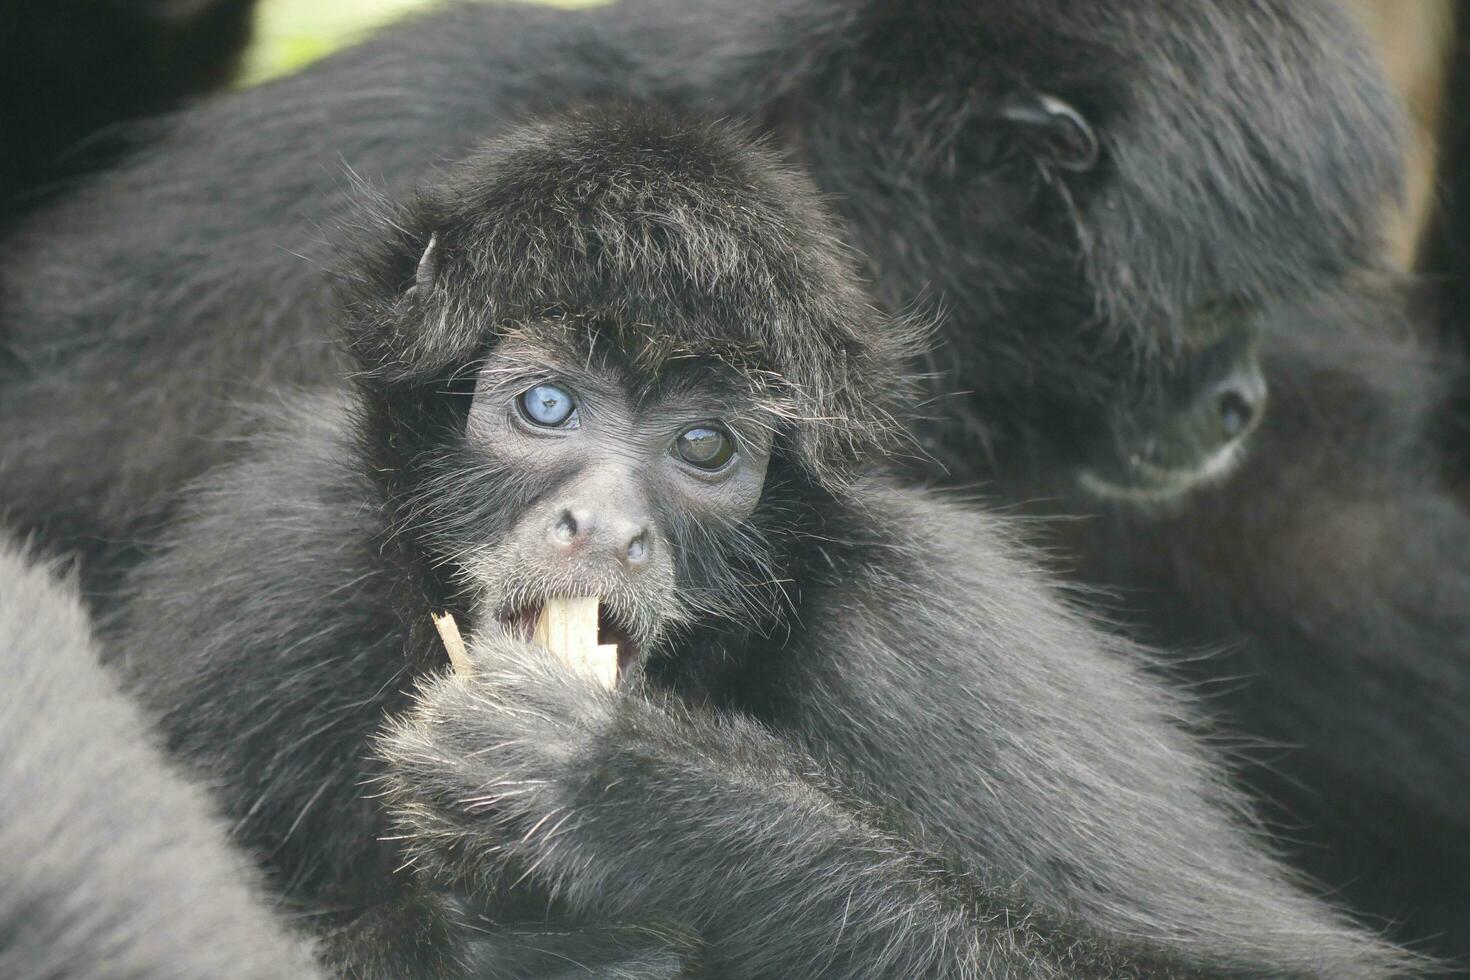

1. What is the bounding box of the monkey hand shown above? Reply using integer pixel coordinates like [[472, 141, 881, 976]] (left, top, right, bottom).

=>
[[378, 631, 1150, 978], [376, 628, 615, 873], [377, 632, 1079, 978], [381, 631, 904, 919]]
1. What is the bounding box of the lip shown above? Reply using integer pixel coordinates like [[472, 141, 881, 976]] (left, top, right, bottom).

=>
[[1077, 441, 1243, 504], [498, 597, 642, 680]]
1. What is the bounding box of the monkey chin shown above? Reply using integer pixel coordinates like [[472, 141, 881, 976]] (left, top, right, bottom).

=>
[[498, 598, 642, 680], [1076, 440, 1245, 508]]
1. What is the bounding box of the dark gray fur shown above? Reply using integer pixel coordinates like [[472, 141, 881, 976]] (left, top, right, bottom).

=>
[[0, 0, 259, 219], [0, 0, 1397, 580], [0, 534, 322, 979], [0, 0, 1459, 960], [1013, 285, 1470, 963], [105, 111, 1421, 978]]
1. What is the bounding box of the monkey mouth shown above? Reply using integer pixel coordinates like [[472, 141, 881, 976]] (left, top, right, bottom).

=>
[[497, 598, 643, 681], [598, 608, 640, 677], [499, 605, 540, 642], [1077, 441, 1244, 505]]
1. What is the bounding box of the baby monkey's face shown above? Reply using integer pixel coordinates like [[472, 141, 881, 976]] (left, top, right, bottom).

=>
[[459, 330, 777, 678]]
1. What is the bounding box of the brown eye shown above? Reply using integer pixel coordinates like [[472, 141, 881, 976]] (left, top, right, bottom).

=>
[[674, 425, 735, 470]]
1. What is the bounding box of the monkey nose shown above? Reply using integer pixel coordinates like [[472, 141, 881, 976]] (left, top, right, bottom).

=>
[[550, 508, 585, 545], [623, 527, 652, 566], [549, 508, 653, 568], [1207, 361, 1268, 444]]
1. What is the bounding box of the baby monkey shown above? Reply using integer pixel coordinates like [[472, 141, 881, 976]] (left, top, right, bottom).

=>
[[109, 110, 1419, 978]]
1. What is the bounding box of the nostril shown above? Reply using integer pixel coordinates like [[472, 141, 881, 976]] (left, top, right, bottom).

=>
[[1217, 388, 1257, 439], [552, 510, 579, 544], [626, 529, 650, 566]]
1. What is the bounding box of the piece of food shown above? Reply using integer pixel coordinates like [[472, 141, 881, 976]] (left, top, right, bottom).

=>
[[534, 596, 619, 688], [431, 611, 472, 675]]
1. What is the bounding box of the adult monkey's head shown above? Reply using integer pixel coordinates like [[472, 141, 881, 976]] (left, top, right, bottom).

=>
[[336, 109, 922, 678], [668, 0, 1404, 500]]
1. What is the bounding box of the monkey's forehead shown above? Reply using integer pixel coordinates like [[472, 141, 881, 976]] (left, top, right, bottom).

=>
[[485, 319, 798, 407]]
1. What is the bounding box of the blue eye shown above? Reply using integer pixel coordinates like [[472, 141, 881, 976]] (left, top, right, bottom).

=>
[[517, 384, 576, 427]]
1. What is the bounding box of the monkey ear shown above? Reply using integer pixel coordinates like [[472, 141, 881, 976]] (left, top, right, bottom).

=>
[[990, 92, 1099, 172], [408, 232, 441, 295]]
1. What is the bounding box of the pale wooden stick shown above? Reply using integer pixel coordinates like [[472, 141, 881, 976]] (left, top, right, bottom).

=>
[[534, 596, 618, 689], [431, 611, 473, 675]]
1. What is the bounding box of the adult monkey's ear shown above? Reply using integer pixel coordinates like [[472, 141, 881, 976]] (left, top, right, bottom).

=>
[[990, 91, 1099, 172]]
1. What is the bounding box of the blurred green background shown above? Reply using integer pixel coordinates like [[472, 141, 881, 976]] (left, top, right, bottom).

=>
[[241, 0, 605, 85]]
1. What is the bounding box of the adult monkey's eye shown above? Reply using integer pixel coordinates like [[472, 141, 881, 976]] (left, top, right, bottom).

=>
[[517, 383, 577, 427], [674, 425, 736, 470]]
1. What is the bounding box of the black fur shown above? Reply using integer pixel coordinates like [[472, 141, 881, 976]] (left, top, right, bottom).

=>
[[1003, 285, 1470, 964], [107, 110, 1420, 978], [0, 0, 258, 218], [0, 533, 322, 979], [0, 0, 1458, 961], [0, 0, 1396, 582], [1419, 10, 1470, 481]]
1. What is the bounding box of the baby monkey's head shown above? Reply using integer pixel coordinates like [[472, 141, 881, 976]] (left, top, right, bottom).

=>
[[335, 108, 923, 672]]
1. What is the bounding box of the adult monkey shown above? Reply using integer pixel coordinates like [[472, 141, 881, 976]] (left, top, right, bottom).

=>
[[108, 110, 1418, 978], [0, 0, 1457, 957], [1021, 283, 1470, 965], [0, 534, 322, 979]]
